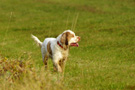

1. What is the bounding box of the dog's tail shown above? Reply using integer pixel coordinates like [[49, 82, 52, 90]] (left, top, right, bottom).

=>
[[31, 34, 42, 48]]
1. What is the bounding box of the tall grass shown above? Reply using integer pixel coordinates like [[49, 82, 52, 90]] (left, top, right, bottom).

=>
[[0, 55, 65, 90]]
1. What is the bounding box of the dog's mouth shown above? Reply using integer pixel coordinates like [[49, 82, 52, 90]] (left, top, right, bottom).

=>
[[70, 36, 80, 47], [70, 43, 79, 47]]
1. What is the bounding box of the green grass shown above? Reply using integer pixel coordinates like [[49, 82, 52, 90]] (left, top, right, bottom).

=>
[[0, 0, 135, 89]]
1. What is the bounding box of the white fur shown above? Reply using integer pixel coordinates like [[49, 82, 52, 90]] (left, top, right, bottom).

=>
[[31, 34, 42, 48], [31, 30, 80, 72]]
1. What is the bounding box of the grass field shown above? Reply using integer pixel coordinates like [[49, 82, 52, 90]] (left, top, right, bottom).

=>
[[0, 0, 135, 89]]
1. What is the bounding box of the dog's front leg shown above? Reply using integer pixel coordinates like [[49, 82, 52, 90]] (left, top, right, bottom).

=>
[[59, 58, 66, 72], [53, 60, 62, 72]]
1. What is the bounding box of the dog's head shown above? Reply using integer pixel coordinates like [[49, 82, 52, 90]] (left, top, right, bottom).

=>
[[58, 30, 80, 49]]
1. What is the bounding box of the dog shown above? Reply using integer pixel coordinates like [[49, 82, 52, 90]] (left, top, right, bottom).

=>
[[31, 30, 80, 72]]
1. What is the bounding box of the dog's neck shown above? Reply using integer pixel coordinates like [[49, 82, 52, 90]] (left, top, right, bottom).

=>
[[57, 41, 63, 49], [57, 41, 69, 50], [57, 34, 69, 50]]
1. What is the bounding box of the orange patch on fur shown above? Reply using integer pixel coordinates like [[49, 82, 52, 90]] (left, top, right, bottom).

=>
[[60, 32, 74, 44], [60, 33, 66, 44], [66, 32, 74, 41]]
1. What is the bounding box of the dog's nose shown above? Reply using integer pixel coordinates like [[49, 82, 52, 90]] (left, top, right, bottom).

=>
[[78, 36, 81, 41]]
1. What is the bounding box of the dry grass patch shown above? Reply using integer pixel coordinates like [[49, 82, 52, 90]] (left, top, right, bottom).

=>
[[0, 55, 65, 90]]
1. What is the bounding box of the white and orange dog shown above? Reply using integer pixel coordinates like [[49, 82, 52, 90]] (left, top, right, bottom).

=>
[[31, 30, 80, 72]]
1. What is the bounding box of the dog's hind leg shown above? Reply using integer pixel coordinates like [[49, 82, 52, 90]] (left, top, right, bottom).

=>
[[41, 47, 49, 69], [44, 54, 48, 69], [53, 63, 57, 72]]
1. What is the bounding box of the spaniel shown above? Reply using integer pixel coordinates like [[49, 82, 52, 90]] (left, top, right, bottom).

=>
[[31, 30, 80, 72]]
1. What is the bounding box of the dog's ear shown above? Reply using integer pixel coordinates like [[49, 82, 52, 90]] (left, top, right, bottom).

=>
[[60, 32, 68, 45], [65, 32, 68, 45]]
